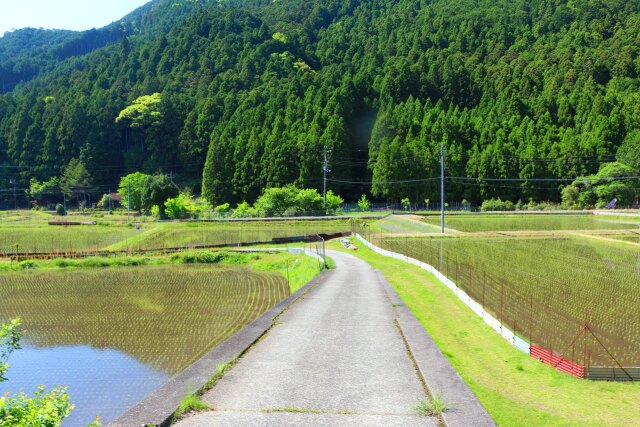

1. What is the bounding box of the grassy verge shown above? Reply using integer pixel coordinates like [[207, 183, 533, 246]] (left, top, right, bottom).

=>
[[173, 393, 208, 418], [327, 238, 640, 426], [171, 359, 235, 422], [251, 251, 325, 293]]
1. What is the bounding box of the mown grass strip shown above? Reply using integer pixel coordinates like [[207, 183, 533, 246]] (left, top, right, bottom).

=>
[[328, 239, 640, 427]]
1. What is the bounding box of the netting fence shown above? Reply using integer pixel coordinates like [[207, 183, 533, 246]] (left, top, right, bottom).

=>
[[354, 223, 640, 381]]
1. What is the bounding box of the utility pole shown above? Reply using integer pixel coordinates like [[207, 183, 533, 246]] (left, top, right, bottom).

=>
[[323, 145, 331, 211], [637, 205, 640, 276], [127, 183, 131, 222], [10, 179, 16, 210], [440, 139, 445, 234]]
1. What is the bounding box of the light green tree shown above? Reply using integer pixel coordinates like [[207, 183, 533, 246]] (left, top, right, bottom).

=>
[[294, 188, 323, 214], [325, 190, 344, 214], [357, 194, 370, 212], [26, 177, 59, 205], [59, 158, 92, 202], [141, 174, 180, 216], [401, 197, 411, 210], [231, 201, 258, 218], [118, 172, 152, 212], [570, 162, 640, 208], [115, 93, 163, 129], [254, 186, 297, 217]]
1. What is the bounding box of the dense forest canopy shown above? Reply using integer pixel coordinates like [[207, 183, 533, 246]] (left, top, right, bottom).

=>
[[1, 0, 639, 208]]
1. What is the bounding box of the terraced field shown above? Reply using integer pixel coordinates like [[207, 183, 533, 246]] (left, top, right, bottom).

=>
[[361, 212, 640, 368], [421, 213, 640, 232], [0, 264, 289, 372], [374, 215, 443, 234], [371, 232, 640, 367], [118, 220, 352, 251], [602, 234, 640, 243], [0, 225, 142, 255], [0, 216, 351, 255]]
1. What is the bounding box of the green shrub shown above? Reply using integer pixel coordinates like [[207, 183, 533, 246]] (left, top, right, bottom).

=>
[[325, 190, 344, 214], [170, 251, 254, 265], [401, 197, 411, 210], [561, 185, 581, 209], [118, 172, 152, 212], [78, 258, 111, 268], [527, 201, 555, 211], [231, 201, 258, 218], [254, 186, 297, 217], [165, 195, 190, 219], [480, 198, 515, 212], [0, 386, 73, 426], [357, 194, 370, 211], [1, 319, 72, 425], [214, 203, 231, 214], [254, 186, 344, 216], [292, 189, 323, 214], [173, 393, 208, 419], [113, 257, 149, 267], [54, 259, 77, 268], [18, 260, 38, 270], [55, 204, 66, 216], [141, 173, 179, 215]]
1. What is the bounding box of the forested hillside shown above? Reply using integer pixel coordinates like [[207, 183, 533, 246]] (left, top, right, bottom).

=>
[[1, 0, 639, 208]]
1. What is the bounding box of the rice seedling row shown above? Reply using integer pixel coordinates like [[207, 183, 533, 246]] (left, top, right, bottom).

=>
[[0, 226, 141, 255], [420, 214, 640, 232], [0, 264, 290, 374], [0, 219, 352, 255], [123, 220, 351, 251], [374, 235, 640, 367]]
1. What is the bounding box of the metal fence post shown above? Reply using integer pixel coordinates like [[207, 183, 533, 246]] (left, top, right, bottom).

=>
[[446, 250, 449, 278], [482, 271, 486, 313], [529, 295, 533, 344], [500, 280, 504, 333]]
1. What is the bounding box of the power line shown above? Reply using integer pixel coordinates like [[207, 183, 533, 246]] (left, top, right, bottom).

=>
[[452, 182, 561, 191], [327, 177, 441, 185], [1, 174, 638, 194], [449, 175, 640, 182]]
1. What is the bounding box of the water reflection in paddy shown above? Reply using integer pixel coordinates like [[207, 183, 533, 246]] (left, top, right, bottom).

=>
[[0, 345, 168, 426]]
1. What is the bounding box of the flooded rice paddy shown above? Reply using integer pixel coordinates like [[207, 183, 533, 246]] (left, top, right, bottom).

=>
[[0, 264, 289, 425]]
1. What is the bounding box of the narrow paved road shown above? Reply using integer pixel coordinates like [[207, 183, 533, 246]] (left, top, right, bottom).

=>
[[175, 250, 435, 426]]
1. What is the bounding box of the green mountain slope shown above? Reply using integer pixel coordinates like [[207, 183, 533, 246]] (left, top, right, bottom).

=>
[[1, 0, 639, 207]]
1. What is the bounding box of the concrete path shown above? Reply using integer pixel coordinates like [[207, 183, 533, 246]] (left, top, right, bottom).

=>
[[175, 250, 435, 426]]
